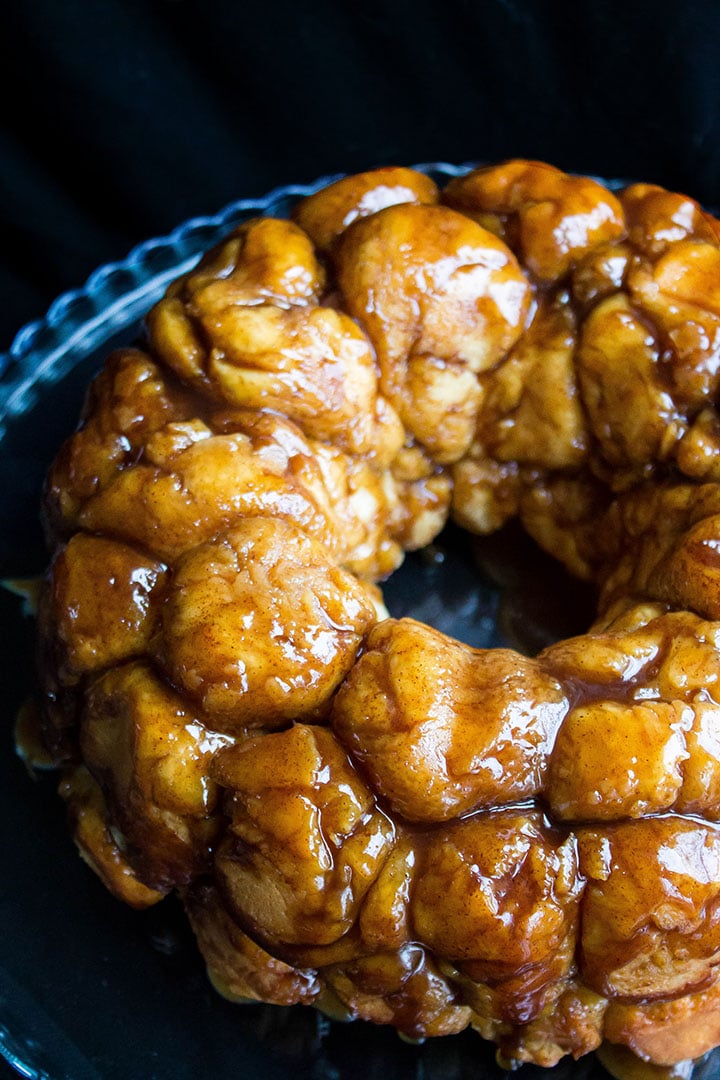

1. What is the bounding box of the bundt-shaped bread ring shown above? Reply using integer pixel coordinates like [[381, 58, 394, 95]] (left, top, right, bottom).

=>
[[32, 160, 720, 1074]]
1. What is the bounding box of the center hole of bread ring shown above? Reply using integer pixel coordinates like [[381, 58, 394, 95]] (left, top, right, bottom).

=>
[[36, 160, 720, 1072], [384, 521, 596, 655]]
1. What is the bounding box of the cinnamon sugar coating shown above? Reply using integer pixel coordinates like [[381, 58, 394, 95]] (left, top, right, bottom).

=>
[[33, 161, 720, 1073]]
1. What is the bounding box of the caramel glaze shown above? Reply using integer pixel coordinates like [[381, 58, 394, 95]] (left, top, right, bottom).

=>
[[31, 160, 720, 1076]]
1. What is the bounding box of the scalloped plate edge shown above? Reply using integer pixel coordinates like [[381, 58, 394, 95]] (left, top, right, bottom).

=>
[[0, 162, 478, 440]]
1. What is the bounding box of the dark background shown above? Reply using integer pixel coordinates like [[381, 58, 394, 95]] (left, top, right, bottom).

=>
[[1, 4, 720, 1078], [3, 0, 720, 353]]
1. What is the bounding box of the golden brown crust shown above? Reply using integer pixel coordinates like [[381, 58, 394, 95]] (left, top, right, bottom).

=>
[[603, 979, 720, 1065], [292, 166, 439, 253], [336, 202, 531, 463], [443, 159, 625, 282], [33, 159, 720, 1072], [184, 879, 320, 1006], [332, 618, 567, 821], [157, 518, 375, 730]]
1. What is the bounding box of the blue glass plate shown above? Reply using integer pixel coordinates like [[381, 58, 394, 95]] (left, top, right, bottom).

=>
[[0, 165, 716, 1080]]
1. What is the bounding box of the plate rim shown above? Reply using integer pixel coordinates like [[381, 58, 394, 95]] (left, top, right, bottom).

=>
[[0, 158, 653, 1080], [0, 161, 478, 436], [0, 158, 477, 1080]]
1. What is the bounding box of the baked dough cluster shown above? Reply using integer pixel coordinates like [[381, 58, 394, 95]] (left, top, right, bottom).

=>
[[34, 161, 720, 1073]]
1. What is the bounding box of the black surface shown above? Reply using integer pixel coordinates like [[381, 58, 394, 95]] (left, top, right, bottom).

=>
[[0, 181, 608, 1080], [3, 0, 720, 351], [0, 301, 605, 1079], [4, 6, 720, 1077], [0, 254, 716, 1075]]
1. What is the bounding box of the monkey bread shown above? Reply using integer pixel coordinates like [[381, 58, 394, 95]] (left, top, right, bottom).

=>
[[30, 160, 720, 1075]]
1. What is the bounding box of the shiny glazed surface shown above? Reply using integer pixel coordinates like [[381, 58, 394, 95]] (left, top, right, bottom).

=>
[[32, 160, 720, 1074]]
